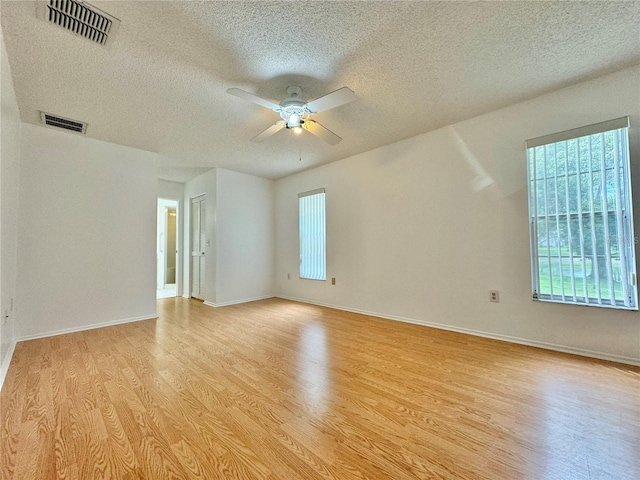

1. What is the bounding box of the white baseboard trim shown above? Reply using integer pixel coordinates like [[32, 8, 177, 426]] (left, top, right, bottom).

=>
[[277, 295, 640, 366], [0, 339, 17, 393], [16, 313, 158, 343], [204, 295, 275, 308]]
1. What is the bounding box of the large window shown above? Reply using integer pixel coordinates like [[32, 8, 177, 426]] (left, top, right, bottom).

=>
[[526, 117, 637, 310], [299, 188, 326, 280]]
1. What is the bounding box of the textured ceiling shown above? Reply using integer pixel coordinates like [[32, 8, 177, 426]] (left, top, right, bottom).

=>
[[2, 1, 639, 182]]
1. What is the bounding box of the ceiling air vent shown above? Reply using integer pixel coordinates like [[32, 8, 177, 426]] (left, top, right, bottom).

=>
[[40, 112, 87, 134], [36, 0, 120, 47]]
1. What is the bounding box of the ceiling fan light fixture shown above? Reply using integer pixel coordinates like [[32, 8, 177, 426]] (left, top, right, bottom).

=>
[[287, 113, 301, 128], [292, 126, 303, 134]]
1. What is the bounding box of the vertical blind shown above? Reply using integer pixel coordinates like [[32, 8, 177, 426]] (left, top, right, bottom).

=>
[[526, 117, 637, 309], [299, 189, 326, 280]]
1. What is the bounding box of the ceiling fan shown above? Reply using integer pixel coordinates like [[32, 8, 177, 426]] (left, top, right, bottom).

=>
[[226, 85, 356, 145]]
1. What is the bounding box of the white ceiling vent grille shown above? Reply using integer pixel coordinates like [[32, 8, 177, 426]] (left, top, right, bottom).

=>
[[40, 112, 87, 134], [36, 0, 120, 47]]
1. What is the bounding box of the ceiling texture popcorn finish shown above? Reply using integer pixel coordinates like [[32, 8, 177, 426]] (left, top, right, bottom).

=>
[[1, 1, 639, 182]]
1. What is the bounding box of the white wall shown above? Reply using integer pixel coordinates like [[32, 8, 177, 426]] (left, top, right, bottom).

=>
[[215, 168, 274, 306], [183, 167, 275, 306], [275, 66, 640, 364], [159, 179, 184, 199], [0, 25, 21, 384], [16, 124, 159, 338]]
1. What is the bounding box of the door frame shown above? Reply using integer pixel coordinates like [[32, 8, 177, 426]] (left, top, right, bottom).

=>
[[157, 196, 181, 297], [163, 204, 178, 287]]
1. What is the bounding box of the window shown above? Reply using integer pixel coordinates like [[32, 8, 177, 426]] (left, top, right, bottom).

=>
[[299, 188, 326, 280], [526, 117, 637, 310]]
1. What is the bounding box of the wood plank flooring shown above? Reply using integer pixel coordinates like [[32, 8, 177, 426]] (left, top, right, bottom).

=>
[[1, 297, 638, 479]]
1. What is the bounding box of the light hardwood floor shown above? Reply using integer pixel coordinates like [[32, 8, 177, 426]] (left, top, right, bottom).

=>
[[1, 298, 638, 479]]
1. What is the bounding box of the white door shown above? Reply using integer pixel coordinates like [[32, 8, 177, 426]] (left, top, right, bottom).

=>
[[190, 195, 206, 299]]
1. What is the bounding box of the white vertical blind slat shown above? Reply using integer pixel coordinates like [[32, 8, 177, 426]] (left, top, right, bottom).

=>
[[562, 141, 577, 301], [622, 131, 636, 307], [530, 149, 541, 296], [552, 143, 566, 300], [598, 133, 616, 304], [542, 145, 554, 296], [586, 136, 602, 304], [573, 138, 589, 301]]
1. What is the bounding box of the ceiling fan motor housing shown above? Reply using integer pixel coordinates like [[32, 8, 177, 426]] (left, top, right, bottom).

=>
[[278, 100, 309, 127]]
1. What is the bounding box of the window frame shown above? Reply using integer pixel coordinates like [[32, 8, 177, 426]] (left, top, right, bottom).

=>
[[525, 117, 637, 310]]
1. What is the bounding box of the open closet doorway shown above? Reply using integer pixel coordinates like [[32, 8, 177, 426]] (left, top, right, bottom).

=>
[[157, 198, 179, 299]]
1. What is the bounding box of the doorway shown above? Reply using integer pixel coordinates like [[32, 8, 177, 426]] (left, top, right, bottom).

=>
[[157, 198, 179, 299], [190, 194, 206, 300]]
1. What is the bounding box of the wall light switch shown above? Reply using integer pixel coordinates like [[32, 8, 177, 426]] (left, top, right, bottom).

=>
[[331, 277, 336, 285]]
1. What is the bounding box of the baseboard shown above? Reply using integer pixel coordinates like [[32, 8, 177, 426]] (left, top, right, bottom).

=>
[[276, 295, 640, 366], [204, 295, 275, 308], [16, 313, 158, 342], [0, 339, 17, 393]]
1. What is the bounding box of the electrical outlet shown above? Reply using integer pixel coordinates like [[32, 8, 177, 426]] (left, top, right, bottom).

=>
[[489, 290, 500, 303], [331, 277, 336, 285]]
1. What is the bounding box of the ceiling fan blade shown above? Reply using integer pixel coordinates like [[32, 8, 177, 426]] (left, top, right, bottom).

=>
[[305, 87, 356, 113], [226, 88, 280, 111], [251, 122, 285, 143], [303, 120, 342, 145]]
